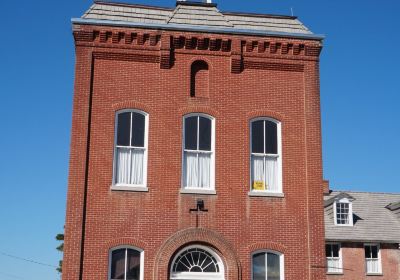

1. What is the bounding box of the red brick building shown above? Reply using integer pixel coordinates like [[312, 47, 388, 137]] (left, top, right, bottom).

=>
[[63, 1, 326, 279], [324, 191, 400, 280]]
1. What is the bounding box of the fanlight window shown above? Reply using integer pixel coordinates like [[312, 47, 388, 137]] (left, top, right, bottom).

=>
[[170, 246, 224, 280]]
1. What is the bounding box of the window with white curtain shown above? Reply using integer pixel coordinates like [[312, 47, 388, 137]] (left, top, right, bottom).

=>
[[365, 244, 381, 274], [182, 114, 214, 190], [250, 118, 282, 193], [334, 198, 353, 226], [252, 251, 284, 280], [109, 247, 144, 280], [325, 243, 342, 274], [113, 110, 148, 188]]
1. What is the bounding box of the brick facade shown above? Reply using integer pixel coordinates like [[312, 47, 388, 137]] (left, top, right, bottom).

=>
[[327, 243, 400, 280], [63, 9, 326, 280]]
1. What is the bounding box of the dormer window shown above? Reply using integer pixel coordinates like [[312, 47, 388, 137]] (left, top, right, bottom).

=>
[[334, 198, 353, 226]]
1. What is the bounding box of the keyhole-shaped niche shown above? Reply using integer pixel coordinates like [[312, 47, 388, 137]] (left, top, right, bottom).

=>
[[190, 60, 209, 98]]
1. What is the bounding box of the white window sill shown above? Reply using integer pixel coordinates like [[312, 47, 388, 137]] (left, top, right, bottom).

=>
[[334, 224, 354, 227], [327, 272, 343, 275], [248, 191, 284, 198], [180, 189, 217, 195], [366, 272, 383, 276], [110, 185, 149, 192]]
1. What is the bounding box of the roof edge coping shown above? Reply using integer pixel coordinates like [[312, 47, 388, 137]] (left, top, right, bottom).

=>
[[71, 18, 325, 41]]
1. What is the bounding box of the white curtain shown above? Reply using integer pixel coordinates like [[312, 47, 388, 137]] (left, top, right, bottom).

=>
[[366, 259, 379, 273], [116, 148, 144, 185], [327, 258, 341, 273], [198, 153, 210, 188], [251, 155, 278, 191], [183, 152, 211, 188]]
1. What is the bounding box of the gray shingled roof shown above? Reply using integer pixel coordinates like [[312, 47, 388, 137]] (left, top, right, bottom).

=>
[[77, 1, 316, 38], [324, 191, 400, 243]]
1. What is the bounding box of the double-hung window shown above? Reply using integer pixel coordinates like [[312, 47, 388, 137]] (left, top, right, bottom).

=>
[[325, 243, 342, 274], [113, 110, 148, 189], [334, 199, 353, 226], [250, 118, 282, 193], [182, 114, 214, 190], [365, 244, 381, 274], [252, 251, 284, 280], [109, 247, 144, 280]]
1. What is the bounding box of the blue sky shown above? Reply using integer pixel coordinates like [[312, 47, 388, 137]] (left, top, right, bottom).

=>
[[0, 0, 399, 279]]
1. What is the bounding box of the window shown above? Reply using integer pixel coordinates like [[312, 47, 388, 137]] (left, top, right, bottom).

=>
[[325, 243, 342, 274], [250, 118, 282, 193], [182, 114, 215, 190], [109, 247, 144, 280], [252, 251, 284, 280], [113, 110, 148, 189], [365, 244, 381, 274], [334, 198, 353, 226], [170, 245, 224, 280]]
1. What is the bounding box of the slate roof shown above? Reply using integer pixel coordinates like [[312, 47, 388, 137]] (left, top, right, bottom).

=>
[[324, 191, 400, 243], [75, 1, 320, 39]]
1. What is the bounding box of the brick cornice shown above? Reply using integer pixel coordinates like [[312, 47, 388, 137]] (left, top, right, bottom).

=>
[[74, 27, 321, 72]]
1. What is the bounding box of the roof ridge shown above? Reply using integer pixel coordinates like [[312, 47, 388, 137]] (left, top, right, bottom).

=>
[[331, 190, 400, 196]]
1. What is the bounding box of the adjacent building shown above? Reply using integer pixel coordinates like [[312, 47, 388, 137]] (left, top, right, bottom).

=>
[[324, 191, 400, 279], [63, 0, 326, 280]]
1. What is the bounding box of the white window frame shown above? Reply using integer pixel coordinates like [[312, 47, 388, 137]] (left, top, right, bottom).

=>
[[326, 243, 343, 274], [181, 113, 216, 194], [333, 198, 353, 226], [170, 244, 224, 280], [111, 109, 149, 191], [249, 117, 283, 196], [251, 250, 284, 280], [109, 246, 144, 280], [364, 243, 382, 275]]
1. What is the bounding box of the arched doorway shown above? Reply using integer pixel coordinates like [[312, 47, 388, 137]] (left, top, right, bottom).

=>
[[170, 245, 225, 280]]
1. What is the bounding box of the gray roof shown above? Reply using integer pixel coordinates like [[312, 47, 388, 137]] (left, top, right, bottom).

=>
[[75, 1, 319, 39], [324, 191, 400, 243]]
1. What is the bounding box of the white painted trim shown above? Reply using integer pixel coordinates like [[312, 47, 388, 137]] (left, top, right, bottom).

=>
[[248, 191, 284, 197], [109, 246, 144, 280], [180, 189, 217, 195], [112, 109, 149, 190], [364, 243, 382, 275], [249, 117, 282, 194], [325, 242, 343, 274], [251, 250, 284, 280], [333, 198, 353, 226], [181, 113, 215, 191], [170, 244, 224, 280]]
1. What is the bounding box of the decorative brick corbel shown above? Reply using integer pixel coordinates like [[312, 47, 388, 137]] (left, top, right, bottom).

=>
[[231, 39, 243, 74], [73, 30, 94, 42], [305, 45, 322, 57], [160, 34, 173, 69]]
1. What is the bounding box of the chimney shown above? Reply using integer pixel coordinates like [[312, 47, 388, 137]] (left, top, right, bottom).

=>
[[323, 180, 330, 194]]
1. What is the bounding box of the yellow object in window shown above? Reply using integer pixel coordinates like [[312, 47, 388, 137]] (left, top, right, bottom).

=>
[[253, 181, 265, 191]]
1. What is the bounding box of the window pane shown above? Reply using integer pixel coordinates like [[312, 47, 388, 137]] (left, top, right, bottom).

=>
[[325, 244, 331, 258], [265, 157, 278, 191], [332, 245, 339, 258], [252, 120, 264, 153], [251, 155, 265, 191], [126, 249, 141, 280], [198, 153, 211, 188], [371, 246, 378, 259], [117, 112, 131, 146], [365, 246, 371, 258], [185, 116, 198, 150], [131, 112, 145, 147], [252, 253, 266, 280], [111, 249, 126, 279], [199, 117, 211, 151], [267, 253, 280, 280], [183, 152, 198, 188], [265, 121, 277, 154]]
